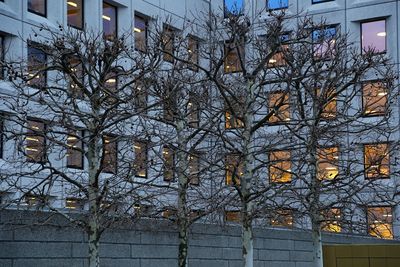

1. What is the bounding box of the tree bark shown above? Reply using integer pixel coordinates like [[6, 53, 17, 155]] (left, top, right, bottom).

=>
[[242, 205, 254, 267], [311, 228, 323, 267]]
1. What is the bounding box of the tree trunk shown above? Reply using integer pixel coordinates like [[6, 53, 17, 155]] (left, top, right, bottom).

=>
[[178, 223, 189, 267], [311, 229, 323, 267], [88, 223, 100, 267], [242, 211, 254, 267]]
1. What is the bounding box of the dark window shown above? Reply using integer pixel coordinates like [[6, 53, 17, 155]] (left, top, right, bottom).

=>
[[224, 41, 244, 73], [134, 141, 147, 178], [361, 20, 386, 54], [101, 135, 117, 173], [67, 56, 84, 98], [26, 120, 46, 163], [189, 152, 200, 185], [163, 26, 175, 62], [225, 153, 243, 186], [163, 90, 177, 122], [27, 43, 47, 88], [224, 0, 244, 17], [188, 36, 199, 70], [103, 2, 117, 41], [28, 0, 46, 16], [66, 131, 83, 169], [362, 81, 387, 116], [312, 26, 337, 59], [268, 0, 288, 10], [367, 207, 393, 239], [67, 0, 83, 29], [364, 143, 389, 179], [163, 146, 174, 182], [134, 82, 147, 112], [269, 150, 291, 183], [268, 91, 290, 124], [187, 95, 200, 128], [134, 15, 147, 52]]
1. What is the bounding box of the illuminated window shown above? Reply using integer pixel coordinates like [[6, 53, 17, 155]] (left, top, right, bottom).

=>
[[364, 143, 389, 179], [163, 93, 177, 122], [163, 26, 175, 62], [189, 152, 200, 185], [67, 0, 83, 30], [28, 0, 46, 16], [268, 35, 289, 68], [321, 208, 342, 232], [24, 194, 47, 207], [317, 147, 339, 180], [225, 210, 241, 222], [367, 207, 393, 239], [103, 2, 117, 41], [188, 36, 199, 71], [162, 207, 177, 219], [134, 82, 147, 112], [362, 81, 387, 116], [268, 91, 290, 124], [224, 0, 244, 17], [101, 135, 117, 174], [318, 88, 337, 119], [27, 43, 47, 88], [134, 141, 147, 178], [66, 131, 83, 169], [224, 41, 244, 73], [268, 0, 288, 10], [104, 71, 118, 104], [163, 146, 174, 182], [312, 26, 336, 59], [188, 95, 200, 128], [269, 150, 291, 183], [225, 153, 243, 186], [26, 120, 46, 163], [225, 100, 244, 129], [361, 20, 386, 54], [65, 197, 84, 210], [134, 15, 147, 52], [271, 209, 293, 227], [67, 57, 83, 98]]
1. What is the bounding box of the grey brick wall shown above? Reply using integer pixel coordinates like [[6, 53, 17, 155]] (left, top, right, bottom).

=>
[[0, 212, 397, 267]]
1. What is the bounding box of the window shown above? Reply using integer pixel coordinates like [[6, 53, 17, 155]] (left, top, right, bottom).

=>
[[134, 15, 147, 52], [67, 57, 84, 98], [187, 95, 200, 128], [268, 0, 288, 10], [163, 92, 177, 122], [321, 208, 342, 232], [312, 0, 334, 3], [28, 0, 46, 16], [162, 207, 177, 219], [225, 210, 241, 222], [364, 143, 389, 179], [317, 147, 339, 180], [134, 82, 147, 112], [0, 35, 4, 80], [134, 141, 147, 178], [319, 88, 337, 119], [224, 0, 244, 17], [163, 146, 174, 182], [163, 26, 175, 62], [268, 34, 289, 68], [270, 209, 293, 227], [225, 153, 243, 186], [104, 71, 118, 104], [269, 150, 291, 183], [101, 135, 117, 173], [103, 2, 117, 41], [225, 99, 244, 129], [26, 120, 46, 163], [67, 0, 83, 29], [224, 42, 244, 73], [361, 20, 386, 54], [188, 36, 199, 71], [0, 117, 4, 159], [24, 194, 47, 207], [367, 207, 393, 239], [312, 26, 336, 59], [268, 91, 290, 124], [362, 81, 387, 116], [65, 197, 84, 210], [66, 131, 83, 169], [189, 152, 200, 185], [27, 43, 47, 88]]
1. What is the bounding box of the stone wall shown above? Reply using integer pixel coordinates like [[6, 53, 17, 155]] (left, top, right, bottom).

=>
[[0, 211, 397, 267]]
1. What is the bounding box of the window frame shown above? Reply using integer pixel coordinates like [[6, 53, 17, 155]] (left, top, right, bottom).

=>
[[361, 80, 388, 117], [267, 90, 290, 125], [26, 119, 47, 163], [223, 0, 244, 17], [312, 25, 338, 60], [67, 0, 84, 30], [317, 146, 339, 180], [366, 206, 393, 239], [321, 207, 342, 233], [134, 14, 148, 52], [101, 135, 118, 174], [162, 25, 176, 63], [312, 0, 335, 4], [223, 41, 244, 74], [225, 153, 243, 186], [27, 41, 47, 89], [0, 35, 4, 80], [363, 142, 390, 180], [103, 2, 118, 41], [270, 208, 294, 227], [189, 151, 201, 186], [66, 130, 84, 170], [134, 140, 148, 178], [224, 210, 241, 223], [267, 0, 289, 10], [163, 145, 175, 182], [360, 18, 387, 55], [28, 0, 47, 17], [187, 35, 200, 71], [268, 149, 292, 183]]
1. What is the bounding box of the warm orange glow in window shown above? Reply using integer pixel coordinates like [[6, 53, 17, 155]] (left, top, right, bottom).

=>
[[163, 146, 174, 182], [268, 92, 290, 124], [268, 44, 288, 68], [364, 143, 389, 179], [225, 210, 241, 222], [224, 42, 244, 73], [225, 154, 243, 186], [368, 207, 393, 239], [318, 88, 337, 119], [271, 209, 293, 227], [321, 208, 342, 232], [363, 82, 387, 116], [269, 150, 291, 183], [317, 147, 339, 180]]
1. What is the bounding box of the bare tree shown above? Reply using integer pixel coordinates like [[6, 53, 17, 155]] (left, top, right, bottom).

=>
[[0, 25, 161, 267]]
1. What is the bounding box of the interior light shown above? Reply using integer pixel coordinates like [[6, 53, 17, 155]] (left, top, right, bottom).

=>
[[377, 32, 386, 37], [67, 1, 78, 8], [134, 28, 142, 33], [102, 15, 111, 21]]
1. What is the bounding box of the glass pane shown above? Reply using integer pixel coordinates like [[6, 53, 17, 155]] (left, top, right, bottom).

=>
[[163, 146, 174, 181], [67, 57, 84, 98], [364, 143, 389, 179], [317, 147, 339, 180], [102, 136, 117, 173], [271, 209, 293, 227], [28, 0, 46, 16], [28, 44, 46, 88], [361, 20, 386, 53], [313, 26, 336, 58], [269, 150, 291, 183], [189, 153, 200, 185], [26, 120, 45, 162], [67, 131, 83, 169], [268, 0, 288, 10], [103, 2, 117, 40], [363, 82, 387, 116], [321, 208, 342, 232], [188, 37, 199, 70], [67, 0, 83, 29], [163, 27, 175, 62], [225, 210, 241, 222], [224, 0, 244, 16], [134, 15, 147, 52], [224, 42, 243, 73], [134, 141, 147, 177], [368, 207, 393, 239], [268, 92, 290, 124], [225, 154, 243, 186]]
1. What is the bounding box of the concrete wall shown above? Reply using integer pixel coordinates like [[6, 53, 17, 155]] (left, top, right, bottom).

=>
[[0, 212, 398, 267]]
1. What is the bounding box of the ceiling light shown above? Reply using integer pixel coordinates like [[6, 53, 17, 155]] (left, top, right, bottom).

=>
[[67, 1, 78, 8], [134, 28, 142, 33], [377, 32, 386, 37], [102, 15, 111, 21]]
